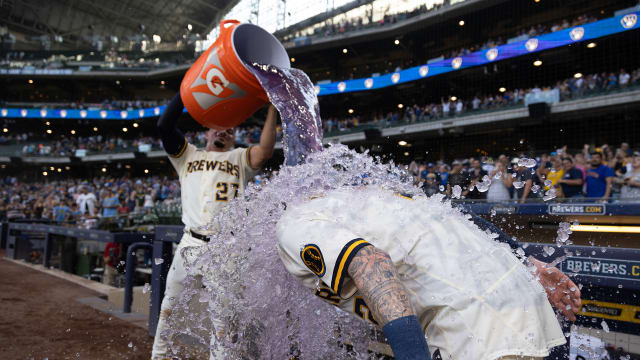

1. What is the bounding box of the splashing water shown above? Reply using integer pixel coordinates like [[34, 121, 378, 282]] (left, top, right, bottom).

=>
[[177, 145, 428, 359], [248, 63, 324, 166]]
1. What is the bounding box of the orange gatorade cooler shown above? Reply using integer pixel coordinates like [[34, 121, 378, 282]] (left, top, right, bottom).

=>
[[180, 20, 291, 130]]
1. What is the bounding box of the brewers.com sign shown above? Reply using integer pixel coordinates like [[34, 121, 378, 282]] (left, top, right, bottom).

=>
[[547, 204, 606, 215]]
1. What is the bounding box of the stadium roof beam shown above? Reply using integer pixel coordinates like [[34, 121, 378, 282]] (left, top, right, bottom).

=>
[[3, 0, 235, 48], [273, 0, 377, 38]]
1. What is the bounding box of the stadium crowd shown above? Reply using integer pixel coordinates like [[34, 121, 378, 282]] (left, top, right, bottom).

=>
[[409, 143, 640, 203], [325, 67, 640, 132], [0, 141, 638, 229], [300, 7, 603, 78], [0, 176, 181, 227], [1, 66, 638, 157]]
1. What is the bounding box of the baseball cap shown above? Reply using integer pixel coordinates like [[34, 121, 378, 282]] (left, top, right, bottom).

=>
[[511, 157, 520, 164], [633, 151, 640, 157], [452, 160, 462, 165]]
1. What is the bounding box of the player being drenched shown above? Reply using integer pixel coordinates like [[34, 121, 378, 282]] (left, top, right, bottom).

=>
[[276, 187, 582, 360], [151, 93, 277, 360]]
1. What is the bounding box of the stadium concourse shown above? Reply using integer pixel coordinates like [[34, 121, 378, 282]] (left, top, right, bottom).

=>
[[1, 0, 640, 358]]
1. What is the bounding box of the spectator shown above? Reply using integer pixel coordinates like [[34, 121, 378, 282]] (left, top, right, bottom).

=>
[[513, 159, 536, 203], [619, 69, 630, 88], [446, 160, 471, 198], [422, 173, 440, 197], [439, 164, 450, 188], [585, 152, 614, 201], [467, 159, 488, 200], [487, 162, 512, 202], [545, 157, 565, 193], [620, 151, 640, 200], [103, 242, 121, 286], [69, 203, 81, 224], [557, 158, 584, 199], [77, 185, 97, 216], [101, 188, 119, 217], [52, 199, 70, 225]]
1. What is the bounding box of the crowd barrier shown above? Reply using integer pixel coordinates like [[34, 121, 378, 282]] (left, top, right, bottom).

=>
[[3, 213, 640, 357]]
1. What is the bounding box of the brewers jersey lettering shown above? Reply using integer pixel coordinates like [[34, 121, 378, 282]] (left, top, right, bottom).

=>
[[276, 187, 565, 360], [169, 141, 257, 234]]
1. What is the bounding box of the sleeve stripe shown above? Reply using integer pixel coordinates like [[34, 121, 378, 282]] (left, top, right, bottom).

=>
[[331, 238, 371, 295], [168, 139, 188, 158], [246, 146, 259, 170]]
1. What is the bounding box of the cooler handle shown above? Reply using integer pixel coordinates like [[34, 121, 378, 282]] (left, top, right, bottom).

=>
[[220, 20, 240, 29]]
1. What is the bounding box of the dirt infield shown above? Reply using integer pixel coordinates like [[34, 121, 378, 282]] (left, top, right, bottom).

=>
[[0, 258, 153, 360]]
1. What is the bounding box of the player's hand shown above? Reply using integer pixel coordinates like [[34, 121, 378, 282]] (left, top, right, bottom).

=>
[[530, 257, 582, 321]]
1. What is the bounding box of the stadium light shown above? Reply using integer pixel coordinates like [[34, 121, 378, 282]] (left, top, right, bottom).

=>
[[570, 225, 640, 234], [122, 127, 128, 132], [115, 80, 120, 85], [587, 42, 597, 48], [144, 169, 149, 174], [342, 48, 348, 54], [533, 60, 543, 66], [57, 168, 62, 173], [2, 128, 7, 133], [458, 20, 465, 26], [499, 87, 506, 93], [65, 166, 70, 170], [160, 80, 165, 85], [404, 152, 410, 156], [28, 79, 33, 84], [49, 166, 54, 171], [348, 109, 354, 114], [45, 121, 50, 126], [534, 0, 540, 3], [93, 127, 98, 132], [450, 96, 457, 101], [398, 140, 408, 146], [42, 171, 48, 176], [397, 103, 404, 109], [574, 73, 583, 79], [152, 34, 161, 44], [187, 24, 193, 31], [70, 130, 76, 134], [394, 39, 400, 45], [133, 122, 139, 128], [102, 167, 107, 172], [290, 57, 295, 63], [46, 129, 52, 134]]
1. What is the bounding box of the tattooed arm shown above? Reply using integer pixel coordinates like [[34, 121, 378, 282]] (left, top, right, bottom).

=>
[[348, 245, 431, 360], [348, 245, 415, 325]]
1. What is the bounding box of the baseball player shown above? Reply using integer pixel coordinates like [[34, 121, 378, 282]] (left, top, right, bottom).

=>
[[276, 187, 581, 360], [151, 93, 277, 360]]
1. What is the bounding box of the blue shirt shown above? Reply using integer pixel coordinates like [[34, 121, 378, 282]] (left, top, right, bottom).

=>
[[53, 205, 70, 224], [102, 196, 119, 217], [585, 165, 614, 198]]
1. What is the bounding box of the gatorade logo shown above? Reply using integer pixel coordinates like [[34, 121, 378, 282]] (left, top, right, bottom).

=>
[[190, 49, 246, 111]]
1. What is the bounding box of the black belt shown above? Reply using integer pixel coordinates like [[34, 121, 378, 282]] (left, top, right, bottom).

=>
[[189, 230, 210, 242]]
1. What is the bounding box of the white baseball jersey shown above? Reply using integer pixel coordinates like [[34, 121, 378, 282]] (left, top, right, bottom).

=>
[[169, 141, 257, 234], [276, 187, 565, 360]]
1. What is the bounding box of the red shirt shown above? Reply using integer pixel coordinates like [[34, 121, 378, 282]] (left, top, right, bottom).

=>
[[103, 242, 120, 267]]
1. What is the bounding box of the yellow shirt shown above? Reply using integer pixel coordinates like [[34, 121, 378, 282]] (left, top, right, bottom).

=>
[[546, 169, 565, 190]]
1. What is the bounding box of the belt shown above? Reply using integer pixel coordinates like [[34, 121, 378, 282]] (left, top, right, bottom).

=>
[[189, 230, 211, 242]]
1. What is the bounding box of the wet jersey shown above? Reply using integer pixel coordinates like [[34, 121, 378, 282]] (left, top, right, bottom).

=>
[[276, 187, 565, 360], [169, 142, 256, 234]]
